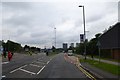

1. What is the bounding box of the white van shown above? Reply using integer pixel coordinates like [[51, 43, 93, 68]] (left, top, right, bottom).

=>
[[68, 50, 73, 56]]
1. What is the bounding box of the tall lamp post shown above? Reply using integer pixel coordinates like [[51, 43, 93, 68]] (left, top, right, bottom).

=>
[[54, 27, 56, 48], [79, 5, 86, 60]]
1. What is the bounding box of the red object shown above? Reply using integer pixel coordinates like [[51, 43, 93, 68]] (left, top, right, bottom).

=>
[[8, 51, 12, 61]]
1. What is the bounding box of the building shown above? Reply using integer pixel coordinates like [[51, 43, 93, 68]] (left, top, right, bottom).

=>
[[0, 41, 3, 54], [70, 43, 74, 48], [99, 22, 120, 60], [76, 43, 80, 47], [63, 43, 68, 52]]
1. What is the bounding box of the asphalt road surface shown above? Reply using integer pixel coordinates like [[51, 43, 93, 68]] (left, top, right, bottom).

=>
[[2, 53, 89, 79]]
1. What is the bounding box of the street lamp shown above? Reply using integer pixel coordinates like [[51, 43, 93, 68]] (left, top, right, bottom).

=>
[[79, 5, 86, 60], [54, 27, 56, 48]]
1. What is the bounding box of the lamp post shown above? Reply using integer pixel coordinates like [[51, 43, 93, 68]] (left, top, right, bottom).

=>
[[54, 27, 56, 48], [79, 5, 86, 60]]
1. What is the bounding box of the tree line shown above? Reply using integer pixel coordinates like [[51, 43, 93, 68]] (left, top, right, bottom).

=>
[[2, 40, 41, 54], [75, 33, 111, 58]]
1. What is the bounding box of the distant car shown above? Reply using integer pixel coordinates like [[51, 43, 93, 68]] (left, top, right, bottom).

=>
[[67, 50, 73, 56]]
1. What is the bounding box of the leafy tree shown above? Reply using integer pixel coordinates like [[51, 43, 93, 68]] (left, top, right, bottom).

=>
[[75, 43, 84, 55], [4, 40, 22, 52], [52, 46, 56, 52], [24, 45, 30, 51], [75, 33, 102, 57]]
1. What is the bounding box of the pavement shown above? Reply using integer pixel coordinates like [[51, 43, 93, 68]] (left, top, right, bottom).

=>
[[76, 55, 120, 80]]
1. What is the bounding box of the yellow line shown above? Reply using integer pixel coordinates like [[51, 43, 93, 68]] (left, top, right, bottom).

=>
[[76, 58, 96, 80], [79, 66, 96, 80]]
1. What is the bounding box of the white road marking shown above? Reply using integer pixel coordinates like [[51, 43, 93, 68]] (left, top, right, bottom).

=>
[[37, 66, 45, 74], [10, 68, 19, 73], [19, 65, 28, 69], [19, 68, 36, 75], [47, 61, 50, 64], [2, 75, 6, 78], [30, 64, 42, 68], [2, 62, 9, 64], [35, 61, 46, 64], [38, 60, 43, 61], [10, 65, 27, 73]]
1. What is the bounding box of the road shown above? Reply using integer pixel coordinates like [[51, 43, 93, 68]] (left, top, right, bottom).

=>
[[2, 53, 90, 79]]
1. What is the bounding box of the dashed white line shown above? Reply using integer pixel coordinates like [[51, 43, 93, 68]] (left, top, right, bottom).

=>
[[2, 75, 6, 78], [19, 68, 36, 75], [2, 62, 9, 64], [37, 66, 45, 75], [10, 65, 27, 73]]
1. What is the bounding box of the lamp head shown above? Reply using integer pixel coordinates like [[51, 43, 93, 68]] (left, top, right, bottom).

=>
[[79, 5, 83, 7]]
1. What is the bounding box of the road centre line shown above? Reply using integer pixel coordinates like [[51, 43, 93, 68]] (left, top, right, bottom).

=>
[[19, 68, 36, 75], [10, 65, 27, 73], [37, 66, 45, 75]]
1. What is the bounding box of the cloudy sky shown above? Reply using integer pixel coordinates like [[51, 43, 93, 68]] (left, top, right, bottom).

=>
[[1, 0, 119, 48]]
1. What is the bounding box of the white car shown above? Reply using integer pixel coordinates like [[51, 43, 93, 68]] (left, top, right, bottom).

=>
[[68, 50, 73, 56]]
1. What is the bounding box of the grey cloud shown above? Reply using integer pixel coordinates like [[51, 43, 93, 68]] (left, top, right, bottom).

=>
[[3, 15, 33, 27], [2, 2, 31, 10], [118, 2, 120, 22], [2, 2, 118, 48]]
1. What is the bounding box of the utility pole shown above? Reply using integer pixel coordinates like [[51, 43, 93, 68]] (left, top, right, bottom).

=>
[[79, 5, 86, 59], [54, 27, 56, 48]]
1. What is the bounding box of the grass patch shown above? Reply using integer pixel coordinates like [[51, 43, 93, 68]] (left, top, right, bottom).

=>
[[87, 55, 120, 63], [80, 58, 120, 76]]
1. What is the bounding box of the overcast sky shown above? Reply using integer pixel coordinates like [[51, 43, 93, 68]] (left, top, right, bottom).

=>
[[1, 0, 119, 48]]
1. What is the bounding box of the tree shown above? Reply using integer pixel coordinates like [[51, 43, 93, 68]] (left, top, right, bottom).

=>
[[4, 40, 22, 52], [87, 33, 102, 56], [75, 33, 102, 57], [75, 43, 84, 55], [52, 46, 56, 52], [24, 45, 30, 51]]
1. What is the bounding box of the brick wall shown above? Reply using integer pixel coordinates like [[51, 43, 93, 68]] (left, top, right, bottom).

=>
[[111, 49, 120, 60]]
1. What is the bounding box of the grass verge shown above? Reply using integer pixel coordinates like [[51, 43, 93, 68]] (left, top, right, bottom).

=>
[[87, 55, 120, 63], [80, 58, 120, 76]]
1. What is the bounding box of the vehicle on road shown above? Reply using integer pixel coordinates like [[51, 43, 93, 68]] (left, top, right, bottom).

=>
[[67, 50, 73, 56]]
